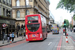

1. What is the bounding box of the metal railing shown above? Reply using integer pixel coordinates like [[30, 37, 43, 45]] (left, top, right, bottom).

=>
[[34, 6, 39, 10], [12, 5, 32, 9]]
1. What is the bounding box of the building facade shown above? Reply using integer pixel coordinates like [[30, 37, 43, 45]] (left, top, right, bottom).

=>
[[71, 17, 73, 25], [48, 11, 55, 31], [0, 0, 15, 40], [12, 0, 50, 29]]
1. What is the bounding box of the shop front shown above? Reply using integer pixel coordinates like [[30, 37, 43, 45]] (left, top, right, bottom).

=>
[[0, 17, 15, 40]]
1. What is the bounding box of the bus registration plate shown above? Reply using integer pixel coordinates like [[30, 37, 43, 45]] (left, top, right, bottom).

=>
[[32, 39, 36, 40]]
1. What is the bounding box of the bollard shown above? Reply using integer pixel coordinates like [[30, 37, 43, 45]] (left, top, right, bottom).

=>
[[66, 36, 68, 43]]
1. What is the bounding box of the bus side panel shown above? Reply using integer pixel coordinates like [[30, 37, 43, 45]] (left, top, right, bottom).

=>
[[40, 15, 47, 39]]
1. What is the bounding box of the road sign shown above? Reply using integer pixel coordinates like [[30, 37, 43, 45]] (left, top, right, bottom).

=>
[[2, 24, 6, 27]]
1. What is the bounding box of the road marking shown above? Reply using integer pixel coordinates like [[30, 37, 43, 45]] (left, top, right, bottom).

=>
[[57, 36, 62, 50], [48, 42, 52, 45], [70, 37, 75, 41]]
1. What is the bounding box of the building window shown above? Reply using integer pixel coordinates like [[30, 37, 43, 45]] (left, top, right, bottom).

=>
[[26, 10, 29, 15], [6, 0, 8, 5], [29, 0, 32, 2], [17, 10, 20, 18], [9, 0, 11, 4], [3, 0, 5, 4], [26, 0, 29, 5], [16, 0, 20, 6]]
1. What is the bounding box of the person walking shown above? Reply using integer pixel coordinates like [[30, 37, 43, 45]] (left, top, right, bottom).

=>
[[17, 32, 18, 37], [7, 32, 10, 42], [10, 32, 12, 43], [12, 31, 15, 42], [2, 31, 5, 44]]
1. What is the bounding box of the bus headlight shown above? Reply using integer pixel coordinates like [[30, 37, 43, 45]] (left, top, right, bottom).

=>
[[40, 34, 42, 38], [26, 35, 28, 39]]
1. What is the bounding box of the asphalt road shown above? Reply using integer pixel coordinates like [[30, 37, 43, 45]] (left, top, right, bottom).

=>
[[0, 30, 63, 50], [67, 30, 75, 42]]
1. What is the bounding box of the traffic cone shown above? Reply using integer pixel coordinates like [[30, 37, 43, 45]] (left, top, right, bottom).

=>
[[66, 36, 68, 43]]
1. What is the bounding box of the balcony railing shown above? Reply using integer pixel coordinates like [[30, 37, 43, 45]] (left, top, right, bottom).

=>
[[34, 6, 39, 10], [7, 3, 12, 7], [38, 10, 42, 13], [12, 5, 32, 9], [16, 18, 25, 20]]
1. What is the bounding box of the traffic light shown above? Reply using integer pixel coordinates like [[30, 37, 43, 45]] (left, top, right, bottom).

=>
[[64, 21, 66, 27]]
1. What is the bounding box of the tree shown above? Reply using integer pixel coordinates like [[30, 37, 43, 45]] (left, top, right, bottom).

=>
[[70, 24, 73, 29], [61, 25, 64, 27], [56, 0, 75, 13], [64, 19, 69, 28], [73, 14, 75, 21]]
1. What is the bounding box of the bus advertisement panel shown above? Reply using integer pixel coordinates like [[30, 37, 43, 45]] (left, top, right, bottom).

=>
[[51, 24, 59, 34]]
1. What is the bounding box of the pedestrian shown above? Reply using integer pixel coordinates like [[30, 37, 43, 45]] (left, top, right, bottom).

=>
[[10, 32, 12, 41], [12, 31, 15, 42], [2, 31, 5, 44], [17, 31, 18, 37], [2, 31, 5, 39], [7, 32, 10, 42]]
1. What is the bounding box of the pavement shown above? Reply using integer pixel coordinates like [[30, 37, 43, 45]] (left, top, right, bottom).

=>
[[61, 36, 75, 50], [67, 30, 75, 42], [0, 36, 25, 47]]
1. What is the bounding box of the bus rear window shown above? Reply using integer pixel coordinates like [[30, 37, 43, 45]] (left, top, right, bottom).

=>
[[28, 16, 38, 20]]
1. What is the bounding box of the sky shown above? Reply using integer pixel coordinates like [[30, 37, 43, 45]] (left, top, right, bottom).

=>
[[49, 0, 74, 26]]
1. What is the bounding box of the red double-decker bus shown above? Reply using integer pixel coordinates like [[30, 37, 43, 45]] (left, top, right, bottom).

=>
[[25, 14, 47, 41]]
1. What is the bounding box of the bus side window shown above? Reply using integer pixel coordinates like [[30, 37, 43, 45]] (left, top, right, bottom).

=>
[[42, 28, 45, 32]]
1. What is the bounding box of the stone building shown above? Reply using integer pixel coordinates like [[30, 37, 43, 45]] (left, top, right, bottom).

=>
[[12, 0, 50, 29], [0, 0, 15, 40]]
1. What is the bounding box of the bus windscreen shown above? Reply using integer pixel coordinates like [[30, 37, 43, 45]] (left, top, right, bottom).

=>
[[28, 16, 38, 20], [27, 24, 40, 32]]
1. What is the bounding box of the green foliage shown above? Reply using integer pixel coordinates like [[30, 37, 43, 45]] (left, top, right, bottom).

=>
[[64, 19, 69, 27], [70, 24, 73, 28], [56, 0, 75, 13], [73, 14, 75, 21]]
